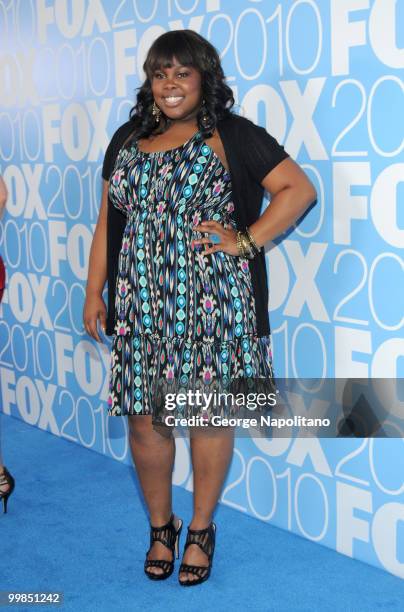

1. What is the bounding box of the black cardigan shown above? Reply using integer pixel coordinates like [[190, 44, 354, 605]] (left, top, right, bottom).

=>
[[102, 112, 290, 337]]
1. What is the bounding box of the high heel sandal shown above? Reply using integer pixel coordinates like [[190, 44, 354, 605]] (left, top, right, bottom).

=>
[[178, 522, 216, 586], [0, 467, 15, 514], [144, 512, 183, 581]]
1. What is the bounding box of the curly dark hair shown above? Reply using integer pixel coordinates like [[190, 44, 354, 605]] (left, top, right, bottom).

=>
[[129, 30, 235, 139]]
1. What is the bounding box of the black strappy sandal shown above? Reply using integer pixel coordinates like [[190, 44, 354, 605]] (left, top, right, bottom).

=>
[[178, 522, 216, 586], [144, 513, 183, 581]]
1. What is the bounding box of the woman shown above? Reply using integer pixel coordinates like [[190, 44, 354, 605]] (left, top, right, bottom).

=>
[[0, 174, 15, 514], [84, 30, 316, 586]]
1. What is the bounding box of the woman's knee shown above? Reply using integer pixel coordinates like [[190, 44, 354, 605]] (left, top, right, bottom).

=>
[[128, 415, 172, 441], [128, 415, 153, 440]]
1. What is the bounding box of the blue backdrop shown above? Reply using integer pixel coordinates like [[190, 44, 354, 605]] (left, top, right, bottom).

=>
[[0, 0, 403, 579]]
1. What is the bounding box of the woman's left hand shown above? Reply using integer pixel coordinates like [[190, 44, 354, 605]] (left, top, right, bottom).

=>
[[192, 220, 239, 256]]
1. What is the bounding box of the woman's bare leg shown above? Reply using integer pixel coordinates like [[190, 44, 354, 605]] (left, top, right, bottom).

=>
[[0, 463, 8, 496], [0, 416, 10, 496], [128, 415, 179, 576], [179, 426, 235, 582]]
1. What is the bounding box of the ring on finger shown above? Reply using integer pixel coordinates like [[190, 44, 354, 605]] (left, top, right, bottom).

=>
[[209, 233, 221, 244]]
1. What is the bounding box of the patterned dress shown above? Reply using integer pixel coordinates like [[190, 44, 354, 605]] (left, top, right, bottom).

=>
[[107, 131, 275, 422]]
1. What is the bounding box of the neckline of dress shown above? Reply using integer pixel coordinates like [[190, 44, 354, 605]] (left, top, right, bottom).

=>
[[136, 130, 201, 155], [136, 130, 201, 156]]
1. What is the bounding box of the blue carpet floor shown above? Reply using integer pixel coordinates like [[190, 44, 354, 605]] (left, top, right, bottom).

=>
[[1, 414, 403, 612]]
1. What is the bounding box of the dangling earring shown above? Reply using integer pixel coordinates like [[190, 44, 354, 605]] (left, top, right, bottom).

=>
[[200, 99, 210, 128], [152, 101, 161, 123]]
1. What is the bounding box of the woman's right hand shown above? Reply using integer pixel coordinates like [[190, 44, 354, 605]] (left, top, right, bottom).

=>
[[83, 293, 107, 343]]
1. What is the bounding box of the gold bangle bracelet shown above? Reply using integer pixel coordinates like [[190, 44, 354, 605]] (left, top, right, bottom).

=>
[[245, 226, 260, 254], [237, 231, 248, 257], [236, 231, 243, 256], [237, 231, 255, 259], [241, 233, 256, 257], [241, 232, 256, 258]]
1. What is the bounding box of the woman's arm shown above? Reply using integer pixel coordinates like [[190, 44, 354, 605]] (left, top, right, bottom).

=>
[[193, 156, 317, 256], [0, 176, 8, 212], [247, 157, 317, 248], [83, 180, 109, 342]]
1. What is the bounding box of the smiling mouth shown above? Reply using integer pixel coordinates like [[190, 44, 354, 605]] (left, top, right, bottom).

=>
[[162, 96, 185, 107]]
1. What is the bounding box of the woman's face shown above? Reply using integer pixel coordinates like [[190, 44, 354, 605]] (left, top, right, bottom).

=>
[[151, 57, 202, 123]]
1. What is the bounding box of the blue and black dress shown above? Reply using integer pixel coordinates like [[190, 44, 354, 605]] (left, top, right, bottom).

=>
[[106, 131, 275, 421]]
